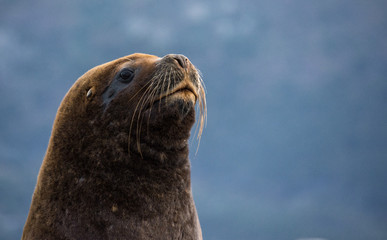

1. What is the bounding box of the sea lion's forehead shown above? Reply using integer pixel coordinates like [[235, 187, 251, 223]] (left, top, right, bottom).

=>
[[115, 53, 161, 70], [124, 53, 160, 63]]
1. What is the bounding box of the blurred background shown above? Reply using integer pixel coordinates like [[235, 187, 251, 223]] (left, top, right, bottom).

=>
[[1, 0, 387, 239]]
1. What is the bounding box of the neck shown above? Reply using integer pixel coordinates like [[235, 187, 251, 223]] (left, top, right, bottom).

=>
[[40, 124, 193, 211]]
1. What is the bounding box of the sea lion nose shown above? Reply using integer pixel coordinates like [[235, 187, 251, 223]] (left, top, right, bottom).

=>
[[169, 54, 189, 69]]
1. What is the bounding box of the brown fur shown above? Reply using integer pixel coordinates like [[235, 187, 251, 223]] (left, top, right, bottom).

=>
[[22, 53, 206, 240]]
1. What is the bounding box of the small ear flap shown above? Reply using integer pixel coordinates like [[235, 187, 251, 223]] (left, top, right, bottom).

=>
[[86, 88, 93, 99]]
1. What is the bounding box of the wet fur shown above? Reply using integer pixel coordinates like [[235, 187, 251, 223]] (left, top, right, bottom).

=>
[[22, 53, 206, 240]]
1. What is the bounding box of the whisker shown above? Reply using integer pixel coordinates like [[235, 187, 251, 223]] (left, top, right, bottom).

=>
[[146, 72, 164, 134], [193, 71, 207, 154], [136, 75, 163, 154], [128, 81, 155, 157], [159, 67, 168, 111], [134, 71, 166, 157]]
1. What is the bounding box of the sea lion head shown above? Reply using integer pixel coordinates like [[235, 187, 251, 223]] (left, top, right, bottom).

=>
[[55, 53, 206, 161]]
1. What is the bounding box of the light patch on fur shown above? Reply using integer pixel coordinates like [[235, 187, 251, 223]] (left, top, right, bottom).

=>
[[112, 204, 118, 212], [160, 152, 167, 162]]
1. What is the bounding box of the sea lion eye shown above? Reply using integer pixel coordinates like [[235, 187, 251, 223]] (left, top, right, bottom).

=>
[[119, 69, 134, 83]]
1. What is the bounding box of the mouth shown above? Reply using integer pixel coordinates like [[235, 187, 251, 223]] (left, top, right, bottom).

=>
[[145, 85, 198, 111], [168, 86, 198, 100]]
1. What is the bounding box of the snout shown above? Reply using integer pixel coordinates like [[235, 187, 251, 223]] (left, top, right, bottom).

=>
[[162, 54, 192, 69]]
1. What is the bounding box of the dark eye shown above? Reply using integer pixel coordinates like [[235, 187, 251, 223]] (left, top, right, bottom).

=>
[[119, 69, 134, 83]]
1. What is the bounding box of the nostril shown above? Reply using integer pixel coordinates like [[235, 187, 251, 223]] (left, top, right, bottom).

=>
[[172, 55, 188, 69]]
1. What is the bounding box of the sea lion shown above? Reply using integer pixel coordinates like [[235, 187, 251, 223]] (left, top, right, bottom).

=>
[[22, 53, 206, 240]]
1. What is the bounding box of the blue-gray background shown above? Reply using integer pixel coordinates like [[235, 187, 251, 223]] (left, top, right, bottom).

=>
[[1, 0, 386, 239]]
